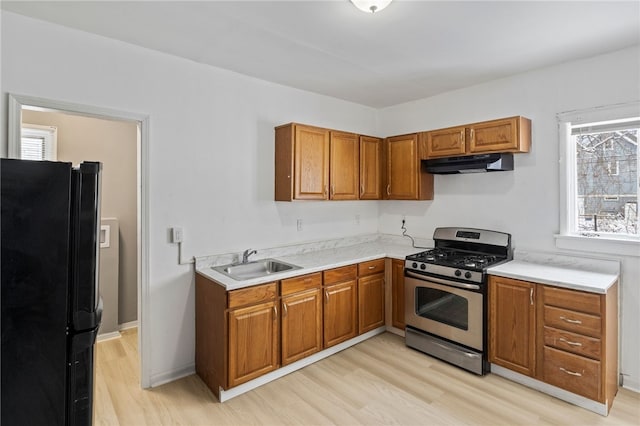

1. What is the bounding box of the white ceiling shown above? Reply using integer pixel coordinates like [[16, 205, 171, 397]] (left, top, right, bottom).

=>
[[3, 1, 639, 108]]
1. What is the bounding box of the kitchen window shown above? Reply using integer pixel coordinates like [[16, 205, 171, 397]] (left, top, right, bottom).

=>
[[556, 102, 640, 256]]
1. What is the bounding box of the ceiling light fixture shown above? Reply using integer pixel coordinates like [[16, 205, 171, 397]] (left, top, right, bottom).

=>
[[350, 0, 393, 14]]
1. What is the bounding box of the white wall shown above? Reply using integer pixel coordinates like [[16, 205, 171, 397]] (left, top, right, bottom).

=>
[[1, 11, 380, 385], [377, 46, 640, 390]]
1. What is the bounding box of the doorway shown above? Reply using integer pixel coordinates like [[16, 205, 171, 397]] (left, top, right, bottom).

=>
[[7, 94, 151, 388]]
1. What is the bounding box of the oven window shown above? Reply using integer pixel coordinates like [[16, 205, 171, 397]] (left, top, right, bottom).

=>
[[414, 287, 468, 330]]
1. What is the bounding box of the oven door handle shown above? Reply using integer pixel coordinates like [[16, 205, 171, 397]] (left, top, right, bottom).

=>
[[405, 270, 481, 291]]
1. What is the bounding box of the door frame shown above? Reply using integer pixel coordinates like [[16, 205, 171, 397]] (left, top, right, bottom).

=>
[[8, 93, 152, 388]]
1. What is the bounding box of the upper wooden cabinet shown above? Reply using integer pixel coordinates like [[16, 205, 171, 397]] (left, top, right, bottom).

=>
[[359, 136, 382, 200], [329, 131, 359, 200], [421, 116, 531, 159], [385, 133, 434, 200], [276, 124, 377, 201], [275, 123, 330, 201]]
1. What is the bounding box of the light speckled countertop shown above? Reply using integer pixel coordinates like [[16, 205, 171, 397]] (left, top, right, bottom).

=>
[[195, 234, 426, 290], [487, 250, 620, 294]]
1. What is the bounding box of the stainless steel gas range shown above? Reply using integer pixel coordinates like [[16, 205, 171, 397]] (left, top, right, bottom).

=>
[[404, 227, 512, 375]]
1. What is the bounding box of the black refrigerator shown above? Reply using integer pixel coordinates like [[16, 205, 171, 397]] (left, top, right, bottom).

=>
[[1, 158, 103, 426]]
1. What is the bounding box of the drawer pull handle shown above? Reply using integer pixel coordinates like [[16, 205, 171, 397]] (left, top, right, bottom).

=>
[[325, 290, 329, 304], [559, 337, 582, 347], [273, 306, 278, 320], [560, 316, 582, 325], [282, 302, 288, 317], [368, 266, 376, 270], [559, 367, 582, 377], [529, 288, 533, 306]]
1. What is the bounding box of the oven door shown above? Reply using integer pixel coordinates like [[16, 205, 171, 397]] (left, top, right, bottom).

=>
[[404, 273, 483, 351]]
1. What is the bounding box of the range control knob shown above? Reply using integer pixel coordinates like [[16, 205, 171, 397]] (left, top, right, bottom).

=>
[[465, 271, 472, 279], [412, 262, 418, 269], [454, 270, 462, 277], [420, 263, 426, 270]]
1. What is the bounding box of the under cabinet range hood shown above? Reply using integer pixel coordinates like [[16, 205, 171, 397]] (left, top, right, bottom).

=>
[[424, 153, 514, 174]]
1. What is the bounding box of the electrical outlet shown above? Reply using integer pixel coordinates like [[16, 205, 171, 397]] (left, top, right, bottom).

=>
[[355, 214, 360, 225], [297, 219, 303, 231], [171, 227, 184, 243]]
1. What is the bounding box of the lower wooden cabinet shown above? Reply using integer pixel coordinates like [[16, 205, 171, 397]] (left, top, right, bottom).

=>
[[228, 300, 279, 387], [196, 257, 398, 399], [280, 287, 322, 366], [489, 276, 536, 377], [323, 280, 358, 348], [358, 260, 385, 335], [488, 275, 618, 411], [391, 259, 405, 329]]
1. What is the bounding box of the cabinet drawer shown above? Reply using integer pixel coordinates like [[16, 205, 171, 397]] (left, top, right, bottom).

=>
[[543, 346, 601, 401], [544, 306, 601, 338], [323, 264, 357, 285], [543, 326, 601, 360], [281, 272, 321, 296], [228, 282, 277, 309], [358, 259, 385, 277], [543, 286, 601, 315]]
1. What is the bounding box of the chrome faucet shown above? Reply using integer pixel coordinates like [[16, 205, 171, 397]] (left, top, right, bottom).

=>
[[242, 248, 257, 264]]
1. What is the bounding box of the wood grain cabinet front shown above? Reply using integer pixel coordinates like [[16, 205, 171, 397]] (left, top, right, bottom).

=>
[[275, 123, 330, 201], [280, 273, 323, 366], [359, 136, 382, 200], [488, 275, 619, 412], [228, 300, 279, 388], [488, 276, 537, 377], [421, 116, 531, 159], [391, 259, 405, 330], [385, 133, 433, 200], [195, 276, 279, 398], [539, 284, 618, 406], [323, 265, 358, 348], [357, 259, 385, 334]]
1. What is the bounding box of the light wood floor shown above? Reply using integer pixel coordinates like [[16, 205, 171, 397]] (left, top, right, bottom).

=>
[[95, 329, 639, 425]]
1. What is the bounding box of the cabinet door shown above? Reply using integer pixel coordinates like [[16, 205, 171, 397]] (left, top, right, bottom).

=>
[[228, 301, 279, 387], [391, 259, 405, 330], [281, 288, 323, 366], [359, 136, 382, 200], [358, 273, 385, 334], [330, 131, 359, 200], [469, 117, 519, 153], [489, 276, 536, 377], [424, 126, 467, 158], [323, 280, 358, 348], [294, 125, 330, 200], [386, 134, 419, 200]]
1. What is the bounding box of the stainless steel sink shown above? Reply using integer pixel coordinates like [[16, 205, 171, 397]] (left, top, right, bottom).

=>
[[212, 258, 301, 281]]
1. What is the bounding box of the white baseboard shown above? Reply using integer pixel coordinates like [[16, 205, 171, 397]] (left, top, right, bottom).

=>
[[119, 320, 138, 331], [97, 331, 121, 342], [622, 377, 640, 393], [150, 363, 195, 388], [218, 326, 387, 402]]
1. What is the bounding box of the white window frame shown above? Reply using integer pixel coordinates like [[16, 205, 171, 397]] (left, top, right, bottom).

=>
[[21, 123, 58, 161], [556, 101, 640, 257]]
